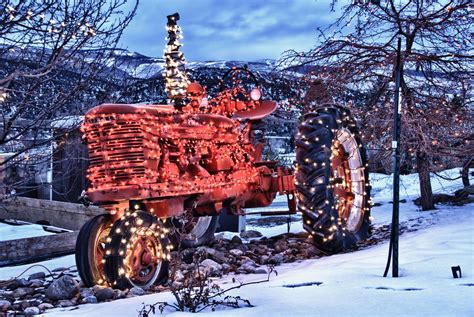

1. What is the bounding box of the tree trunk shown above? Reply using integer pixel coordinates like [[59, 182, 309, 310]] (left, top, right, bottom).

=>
[[416, 152, 435, 210]]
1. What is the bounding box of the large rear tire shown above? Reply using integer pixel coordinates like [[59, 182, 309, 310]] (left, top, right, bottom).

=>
[[75, 214, 112, 287], [295, 105, 371, 253]]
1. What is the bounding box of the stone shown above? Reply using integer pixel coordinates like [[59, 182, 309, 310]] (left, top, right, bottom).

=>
[[240, 230, 262, 239], [302, 246, 319, 258], [82, 295, 98, 304], [239, 259, 257, 273], [45, 275, 80, 301], [58, 300, 74, 307], [20, 300, 34, 309], [259, 255, 270, 264], [197, 246, 227, 264], [129, 287, 145, 296], [0, 299, 11, 311], [38, 303, 54, 311], [268, 253, 284, 264], [80, 288, 94, 298], [16, 278, 32, 287], [13, 287, 35, 298], [23, 306, 40, 315], [230, 235, 243, 244], [92, 285, 105, 294], [173, 270, 185, 282], [0, 289, 13, 298], [29, 280, 44, 288], [221, 263, 232, 272], [274, 240, 289, 253], [32, 293, 44, 299], [52, 267, 68, 272], [28, 272, 46, 281], [95, 287, 114, 301], [229, 249, 243, 257], [199, 259, 223, 276], [113, 289, 127, 300], [180, 249, 195, 264]]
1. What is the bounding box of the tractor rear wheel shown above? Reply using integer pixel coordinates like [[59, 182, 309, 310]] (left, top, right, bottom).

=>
[[295, 105, 371, 253], [104, 211, 170, 289], [75, 214, 112, 287], [169, 214, 218, 248]]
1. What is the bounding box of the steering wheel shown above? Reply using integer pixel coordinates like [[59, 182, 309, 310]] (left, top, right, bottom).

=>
[[219, 66, 262, 102]]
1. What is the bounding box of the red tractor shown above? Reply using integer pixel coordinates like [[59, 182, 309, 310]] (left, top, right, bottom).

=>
[[75, 15, 371, 290]]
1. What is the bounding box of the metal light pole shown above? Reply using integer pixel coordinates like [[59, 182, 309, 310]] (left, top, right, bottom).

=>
[[391, 37, 402, 277], [384, 37, 402, 278]]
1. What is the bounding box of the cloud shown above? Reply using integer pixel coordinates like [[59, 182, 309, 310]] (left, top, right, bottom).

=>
[[120, 0, 336, 61]]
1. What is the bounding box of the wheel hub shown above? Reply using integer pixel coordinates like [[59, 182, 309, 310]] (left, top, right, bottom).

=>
[[130, 235, 157, 282], [331, 128, 366, 232]]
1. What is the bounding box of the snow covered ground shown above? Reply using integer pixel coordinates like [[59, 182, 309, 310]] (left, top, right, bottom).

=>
[[0, 168, 473, 316]]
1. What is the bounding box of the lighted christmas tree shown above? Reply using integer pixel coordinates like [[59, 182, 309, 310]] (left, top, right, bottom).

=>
[[164, 13, 190, 106]]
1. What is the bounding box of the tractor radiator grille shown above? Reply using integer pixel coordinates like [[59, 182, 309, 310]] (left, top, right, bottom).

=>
[[86, 121, 146, 185]]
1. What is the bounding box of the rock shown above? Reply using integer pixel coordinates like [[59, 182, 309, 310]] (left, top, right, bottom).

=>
[[0, 289, 13, 296], [52, 267, 68, 272], [80, 288, 94, 298], [254, 267, 268, 274], [240, 230, 262, 239], [173, 270, 185, 282], [11, 304, 21, 311], [92, 285, 105, 294], [0, 299, 11, 311], [274, 240, 289, 253], [259, 255, 270, 264], [268, 253, 284, 264], [230, 235, 243, 244], [45, 275, 80, 301], [82, 295, 98, 304], [16, 278, 32, 288], [29, 280, 44, 288], [24, 306, 40, 315], [13, 287, 35, 298], [58, 300, 74, 307], [129, 287, 145, 296], [302, 246, 319, 258], [239, 259, 257, 273], [229, 249, 243, 257], [180, 249, 195, 264], [221, 263, 232, 272], [113, 289, 127, 300], [199, 259, 223, 276], [20, 300, 34, 309], [28, 272, 46, 281], [32, 293, 45, 299], [197, 246, 227, 264], [95, 287, 114, 301], [38, 303, 54, 311]]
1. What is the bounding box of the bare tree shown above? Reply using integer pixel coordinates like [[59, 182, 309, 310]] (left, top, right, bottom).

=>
[[0, 0, 138, 198], [283, 0, 473, 210]]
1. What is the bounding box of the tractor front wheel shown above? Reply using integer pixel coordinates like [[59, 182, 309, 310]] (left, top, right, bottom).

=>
[[295, 106, 371, 253], [104, 211, 170, 289], [75, 214, 112, 287]]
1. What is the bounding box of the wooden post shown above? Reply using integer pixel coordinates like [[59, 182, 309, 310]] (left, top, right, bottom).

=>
[[0, 232, 78, 267], [0, 196, 103, 231]]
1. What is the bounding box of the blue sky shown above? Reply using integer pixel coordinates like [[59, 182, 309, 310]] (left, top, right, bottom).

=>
[[119, 0, 336, 61]]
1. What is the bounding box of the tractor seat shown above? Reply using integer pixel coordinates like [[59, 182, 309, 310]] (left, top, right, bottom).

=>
[[233, 100, 277, 121]]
